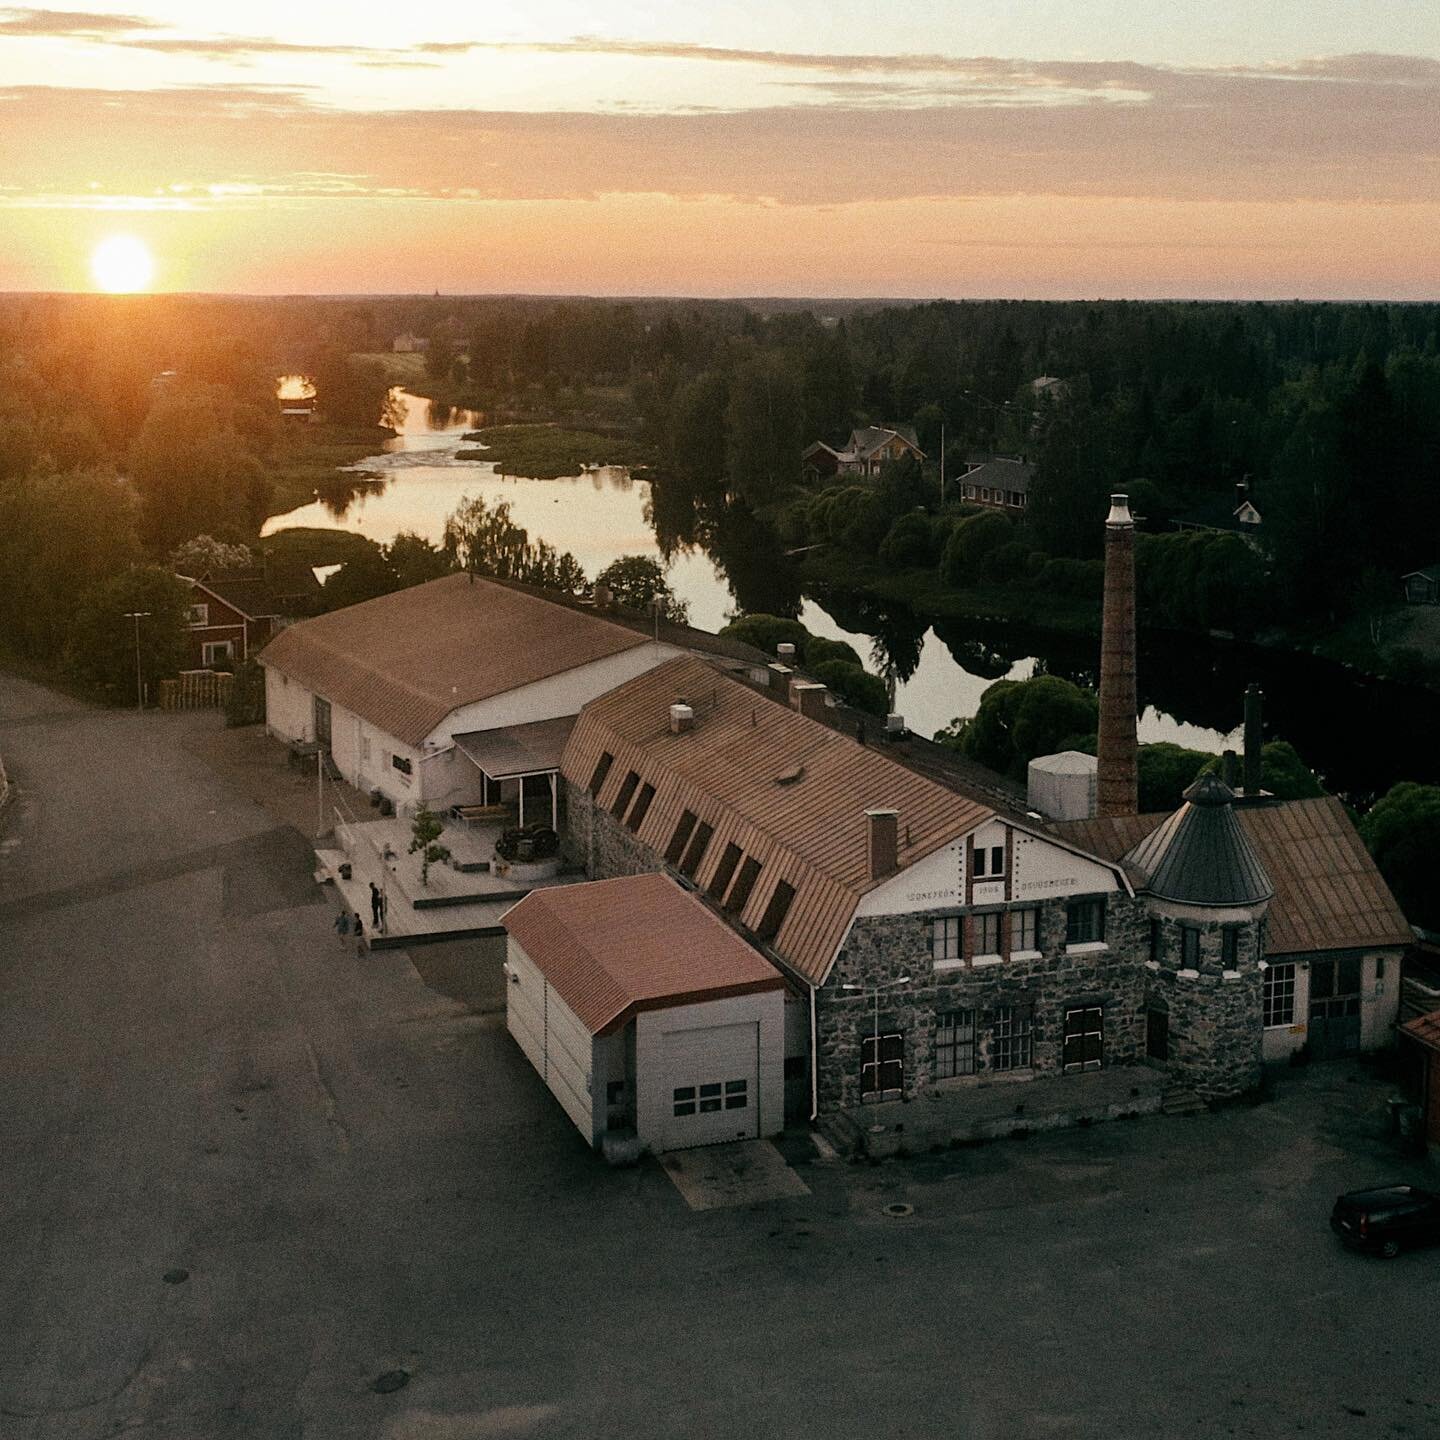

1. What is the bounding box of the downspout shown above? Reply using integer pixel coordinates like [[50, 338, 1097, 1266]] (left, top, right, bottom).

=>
[[809, 983, 819, 1122]]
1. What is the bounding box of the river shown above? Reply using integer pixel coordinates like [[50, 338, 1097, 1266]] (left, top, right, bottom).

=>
[[261, 390, 1439, 803]]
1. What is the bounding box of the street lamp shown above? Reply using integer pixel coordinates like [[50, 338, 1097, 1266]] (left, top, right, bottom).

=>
[[121, 611, 151, 711], [842, 974, 912, 1099]]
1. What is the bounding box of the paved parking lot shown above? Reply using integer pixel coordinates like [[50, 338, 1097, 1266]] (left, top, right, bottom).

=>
[[1, 675, 1437, 1440]]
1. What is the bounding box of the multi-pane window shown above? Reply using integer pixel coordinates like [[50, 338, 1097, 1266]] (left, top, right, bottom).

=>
[[678, 821, 713, 879], [725, 857, 763, 914], [1012, 907, 1039, 953], [707, 843, 743, 901], [1180, 925, 1201, 968], [934, 1009, 976, 1079], [1065, 898, 1105, 946], [974, 911, 1002, 957], [610, 771, 640, 819], [672, 1079, 747, 1117], [990, 1005, 1033, 1071], [1312, 956, 1361, 999], [1263, 963, 1296, 1028], [587, 751, 614, 798], [756, 881, 796, 943], [972, 844, 1005, 878], [624, 782, 656, 833], [664, 810, 697, 866], [1062, 1005, 1104, 1072], [1220, 927, 1240, 969], [931, 916, 962, 964]]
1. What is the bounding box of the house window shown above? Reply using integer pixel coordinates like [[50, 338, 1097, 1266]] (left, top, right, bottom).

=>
[[610, 770, 640, 819], [725, 856, 763, 914], [931, 916, 962, 964], [1220, 927, 1240, 969], [990, 1005, 1033, 1071], [606, 1080, 625, 1107], [974, 911, 1001, 958], [1180, 925, 1201, 968], [665, 810, 697, 865], [201, 640, 234, 666], [1263, 963, 1296, 1028], [860, 1032, 904, 1100], [1149, 918, 1162, 964], [1312, 956, 1361, 999], [1012, 907, 1038, 953], [587, 752, 613, 798], [756, 881, 796, 943], [678, 821, 713, 880], [1065, 898, 1106, 946], [973, 844, 1004, 878], [390, 752, 412, 776], [707, 843, 743, 901], [1062, 1005, 1104, 1072], [187, 603, 209, 627], [935, 1009, 976, 1079], [624, 782, 655, 833]]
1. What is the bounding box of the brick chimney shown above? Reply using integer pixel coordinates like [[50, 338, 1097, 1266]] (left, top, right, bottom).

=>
[[767, 662, 794, 695], [791, 681, 828, 721], [865, 809, 899, 880], [776, 642, 798, 662], [1097, 493, 1138, 817], [669, 702, 694, 734]]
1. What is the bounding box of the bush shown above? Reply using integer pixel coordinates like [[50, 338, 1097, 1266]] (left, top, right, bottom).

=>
[[958, 675, 1099, 778], [811, 659, 889, 716], [979, 539, 1034, 586], [720, 613, 810, 657], [878, 511, 935, 569], [1036, 557, 1104, 599], [1361, 782, 1440, 930], [939, 509, 1013, 586], [804, 635, 863, 669]]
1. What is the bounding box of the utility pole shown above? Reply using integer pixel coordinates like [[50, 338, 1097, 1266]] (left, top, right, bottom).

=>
[[122, 611, 150, 711]]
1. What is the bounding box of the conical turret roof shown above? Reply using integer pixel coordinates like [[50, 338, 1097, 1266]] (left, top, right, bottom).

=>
[[1123, 773, 1274, 906]]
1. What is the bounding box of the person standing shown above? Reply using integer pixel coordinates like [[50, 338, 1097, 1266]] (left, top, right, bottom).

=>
[[369, 881, 383, 932], [353, 913, 366, 957], [333, 909, 350, 947]]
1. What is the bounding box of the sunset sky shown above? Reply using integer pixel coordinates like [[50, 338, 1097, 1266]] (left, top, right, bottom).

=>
[[2, 3, 1438, 297]]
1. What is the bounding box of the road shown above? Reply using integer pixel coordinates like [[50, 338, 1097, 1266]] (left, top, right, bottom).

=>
[[1, 673, 1437, 1440]]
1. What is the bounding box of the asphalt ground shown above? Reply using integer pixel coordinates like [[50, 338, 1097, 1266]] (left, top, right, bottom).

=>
[[2, 675, 1437, 1440]]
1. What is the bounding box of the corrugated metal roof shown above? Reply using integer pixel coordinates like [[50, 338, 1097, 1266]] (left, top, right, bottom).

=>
[[1055, 796, 1413, 956], [560, 655, 1001, 986], [1123, 774, 1274, 907], [503, 873, 785, 1035], [453, 716, 575, 780], [1400, 1009, 1440, 1050], [257, 573, 650, 747]]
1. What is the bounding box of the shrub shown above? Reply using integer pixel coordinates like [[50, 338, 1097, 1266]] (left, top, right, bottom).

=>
[[720, 613, 810, 657], [939, 509, 1013, 586], [878, 511, 935, 569], [811, 659, 889, 716], [804, 635, 863, 669]]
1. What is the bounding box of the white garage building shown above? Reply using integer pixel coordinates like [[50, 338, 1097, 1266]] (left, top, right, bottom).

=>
[[503, 873, 787, 1153]]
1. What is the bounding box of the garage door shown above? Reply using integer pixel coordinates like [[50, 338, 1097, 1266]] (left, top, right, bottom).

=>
[[659, 1022, 759, 1150]]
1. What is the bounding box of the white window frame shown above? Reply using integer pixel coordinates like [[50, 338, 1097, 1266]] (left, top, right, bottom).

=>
[[1263, 963, 1297, 1028], [931, 915, 962, 966], [201, 639, 234, 666], [188, 603, 209, 627], [1012, 906, 1039, 955], [973, 910, 1002, 961]]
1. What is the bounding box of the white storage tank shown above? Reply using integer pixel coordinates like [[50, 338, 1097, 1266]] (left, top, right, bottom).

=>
[[1027, 750, 1098, 821]]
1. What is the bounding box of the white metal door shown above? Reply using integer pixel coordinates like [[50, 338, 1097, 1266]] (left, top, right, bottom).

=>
[[659, 1022, 759, 1150]]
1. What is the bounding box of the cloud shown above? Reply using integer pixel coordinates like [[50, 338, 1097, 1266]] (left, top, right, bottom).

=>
[[0, 6, 156, 35], [122, 36, 393, 61], [2, 51, 1439, 211]]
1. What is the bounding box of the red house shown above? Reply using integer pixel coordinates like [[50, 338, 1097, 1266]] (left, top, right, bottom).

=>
[[179, 574, 285, 670]]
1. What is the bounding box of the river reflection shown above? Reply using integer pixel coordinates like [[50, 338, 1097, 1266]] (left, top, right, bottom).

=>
[[260, 391, 1439, 798]]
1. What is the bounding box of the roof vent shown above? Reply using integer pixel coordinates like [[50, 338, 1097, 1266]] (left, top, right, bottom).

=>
[[767, 662, 794, 695], [775, 764, 805, 786], [790, 681, 828, 721], [884, 713, 906, 737], [669, 702, 694, 735], [776, 642, 797, 661]]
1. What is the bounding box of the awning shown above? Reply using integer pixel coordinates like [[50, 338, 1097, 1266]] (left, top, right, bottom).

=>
[[452, 715, 576, 780]]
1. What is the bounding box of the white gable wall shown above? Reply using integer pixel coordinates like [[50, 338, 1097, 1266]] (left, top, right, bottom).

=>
[[854, 822, 1122, 918]]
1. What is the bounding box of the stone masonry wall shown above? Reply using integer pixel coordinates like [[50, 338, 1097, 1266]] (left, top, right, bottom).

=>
[[816, 893, 1152, 1113], [563, 779, 663, 883], [1146, 909, 1264, 1099]]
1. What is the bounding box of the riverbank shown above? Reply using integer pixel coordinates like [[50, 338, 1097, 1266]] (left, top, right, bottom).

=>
[[456, 424, 652, 480], [266, 420, 397, 518]]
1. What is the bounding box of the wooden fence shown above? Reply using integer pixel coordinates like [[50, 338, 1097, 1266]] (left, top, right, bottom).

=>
[[158, 670, 235, 711]]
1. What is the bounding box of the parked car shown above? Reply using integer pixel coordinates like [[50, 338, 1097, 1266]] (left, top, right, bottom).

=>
[[1330, 1185, 1440, 1258]]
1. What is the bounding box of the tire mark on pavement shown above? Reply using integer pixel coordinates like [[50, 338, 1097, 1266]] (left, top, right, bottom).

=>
[[302, 1038, 351, 1153]]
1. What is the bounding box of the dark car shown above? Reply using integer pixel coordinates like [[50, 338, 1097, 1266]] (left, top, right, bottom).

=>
[[1330, 1185, 1440, 1258]]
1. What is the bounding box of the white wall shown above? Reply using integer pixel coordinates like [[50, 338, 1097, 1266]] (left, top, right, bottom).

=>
[[1261, 950, 1404, 1061], [634, 991, 784, 1151], [505, 938, 601, 1146], [855, 822, 1121, 918], [264, 666, 313, 743]]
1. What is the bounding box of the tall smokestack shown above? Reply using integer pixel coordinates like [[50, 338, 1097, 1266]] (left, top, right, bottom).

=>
[[1243, 683, 1263, 795], [1097, 493, 1138, 817]]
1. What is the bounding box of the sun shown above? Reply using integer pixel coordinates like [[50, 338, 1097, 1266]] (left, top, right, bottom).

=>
[[91, 234, 156, 294]]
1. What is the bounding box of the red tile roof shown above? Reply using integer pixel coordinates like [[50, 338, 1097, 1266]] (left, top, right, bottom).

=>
[[1400, 1009, 1440, 1050], [1055, 796, 1413, 957], [503, 873, 785, 1035]]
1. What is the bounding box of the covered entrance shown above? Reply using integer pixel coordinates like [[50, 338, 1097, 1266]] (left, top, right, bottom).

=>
[[1063, 1005, 1105, 1072], [1309, 956, 1362, 1059], [453, 715, 574, 830]]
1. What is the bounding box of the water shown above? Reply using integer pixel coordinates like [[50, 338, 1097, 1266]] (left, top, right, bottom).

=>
[[261, 390, 1439, 800]]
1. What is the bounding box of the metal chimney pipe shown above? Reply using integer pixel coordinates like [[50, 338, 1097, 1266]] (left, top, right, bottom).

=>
[[1221, 748, 1239, 790], [1096, 494, 1138, 817], [1243, 684, 1263, 795]]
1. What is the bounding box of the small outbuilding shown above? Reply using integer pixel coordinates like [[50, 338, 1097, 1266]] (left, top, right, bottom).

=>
[[1399, 1010, 1440, 1150], [503, 873, 787, 1153]]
